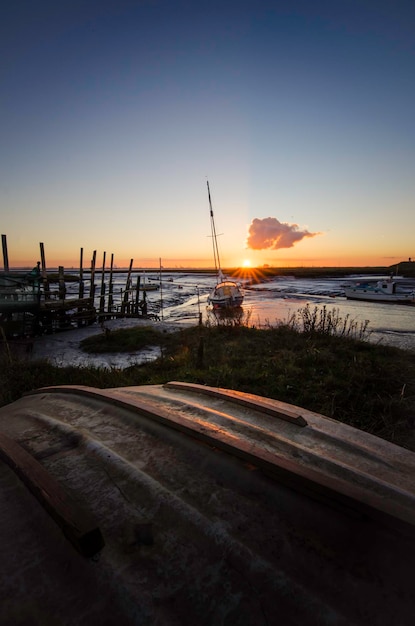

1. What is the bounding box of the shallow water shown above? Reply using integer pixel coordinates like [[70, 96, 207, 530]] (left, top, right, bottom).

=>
[[38, 271, 415, 367], [243, 276, 415, 351], [159, 272, 415, 352]]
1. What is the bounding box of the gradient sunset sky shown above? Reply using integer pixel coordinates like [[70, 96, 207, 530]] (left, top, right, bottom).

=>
[[2, 0, 414, 269]]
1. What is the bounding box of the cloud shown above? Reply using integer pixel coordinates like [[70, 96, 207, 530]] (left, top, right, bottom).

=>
[[246, 217, 321, 250]]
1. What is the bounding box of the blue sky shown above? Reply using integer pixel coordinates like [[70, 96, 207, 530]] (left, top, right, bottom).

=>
[[1, 0, 414, 268]]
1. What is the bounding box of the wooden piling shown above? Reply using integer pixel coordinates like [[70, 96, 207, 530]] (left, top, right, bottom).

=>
[[58, 266, 67, 329], [121, 259, 133, 314], [99, 252, 106, 314], [89, 251, 96, 300], [78, 248, 84, 299], [159, 257, 164, 320], [39, 242, 51, 300], [135, 275, 141, 314], [77, 248, 85, 327], [108, 253, 114, 313], [1, 234, 9, 271], [58, 266, 66, 300], [1, 237, 152, 334]]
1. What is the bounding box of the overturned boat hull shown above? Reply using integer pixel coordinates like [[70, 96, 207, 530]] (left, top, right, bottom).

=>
[[1, 382, 414, 624]]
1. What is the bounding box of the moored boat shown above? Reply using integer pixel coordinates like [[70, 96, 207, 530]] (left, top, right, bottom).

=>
[[206, 181, 244, 309], [208, 276, 244, 308], [0, 271, 41, 314], [344, 276, 415, 304]]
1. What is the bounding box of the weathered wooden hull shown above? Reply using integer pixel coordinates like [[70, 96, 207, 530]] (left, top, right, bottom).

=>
[[1, 382, 414, 624]]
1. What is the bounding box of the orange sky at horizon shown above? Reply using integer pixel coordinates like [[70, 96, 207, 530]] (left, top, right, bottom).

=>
[[2, 224, 411, 271], [5, 252, 408, 271]]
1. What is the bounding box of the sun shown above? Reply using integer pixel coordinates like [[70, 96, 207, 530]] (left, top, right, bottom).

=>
[[242, 259, 251, 267]]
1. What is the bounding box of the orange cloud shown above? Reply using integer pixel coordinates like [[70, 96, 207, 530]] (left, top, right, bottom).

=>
[[247, 217, 321, 250]]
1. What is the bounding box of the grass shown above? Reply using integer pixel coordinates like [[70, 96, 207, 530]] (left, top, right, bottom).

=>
[[1, 308, 415, 452], [80, 324, 172, 353]]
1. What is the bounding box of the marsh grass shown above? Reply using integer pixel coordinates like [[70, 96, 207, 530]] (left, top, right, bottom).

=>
[[288, 304, 371, 340], [1, 313, 415, 451], [80, 324, 173, 353]]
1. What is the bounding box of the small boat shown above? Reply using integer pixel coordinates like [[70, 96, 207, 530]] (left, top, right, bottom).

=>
[[206, 181, 244, 309], [0, 271, 41, 314], [140, 272, 159, 291], [344, 276, 415, 304]]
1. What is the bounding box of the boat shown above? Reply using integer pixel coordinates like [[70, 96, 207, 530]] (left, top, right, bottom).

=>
[[0, 271, 41, 314], [1, 382, 415, 624], [206, 181, 244, 308], [344, 276, 415, 304], [142, 284, 159, 292], [140, 272, 159, 291]]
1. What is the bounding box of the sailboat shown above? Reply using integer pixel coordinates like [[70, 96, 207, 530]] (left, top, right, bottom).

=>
[[206, 181, 244, 309]]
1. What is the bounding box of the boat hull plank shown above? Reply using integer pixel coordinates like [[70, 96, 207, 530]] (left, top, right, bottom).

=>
[[0, 431, 104, 557]]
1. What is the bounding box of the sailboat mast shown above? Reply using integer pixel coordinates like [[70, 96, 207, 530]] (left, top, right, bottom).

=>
[[207, 181, 221, 277]]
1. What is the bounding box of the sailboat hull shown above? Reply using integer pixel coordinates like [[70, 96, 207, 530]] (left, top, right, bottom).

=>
[[208, 281, 244, 308]]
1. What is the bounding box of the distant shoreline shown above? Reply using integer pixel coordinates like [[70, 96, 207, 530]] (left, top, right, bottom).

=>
[[5, 262, 415, 278]]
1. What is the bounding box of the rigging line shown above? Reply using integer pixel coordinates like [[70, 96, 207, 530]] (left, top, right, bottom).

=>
[[207, 180, 222, 281]]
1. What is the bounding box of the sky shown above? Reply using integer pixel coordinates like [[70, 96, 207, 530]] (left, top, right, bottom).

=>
[[1, 0, 414, 269]]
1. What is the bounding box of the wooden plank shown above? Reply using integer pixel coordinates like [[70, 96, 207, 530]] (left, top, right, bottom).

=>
[[0, 431, 104, 558], [165, 381, 308, 427], [40, 297, 94, 311]]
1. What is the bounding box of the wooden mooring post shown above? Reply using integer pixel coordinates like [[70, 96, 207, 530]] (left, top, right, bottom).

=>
[[121, 259, 133, 315], [108, 253, 114, 314], [1, 234, 9, 271], [40, 242, 51, 300], [78, 247, 84, 299], [89, 250, 96, 301], [99, 251, 106, 315], [135, 275, 141, 313], [58, 266, 66, 300], [77, 248, 85, 327]]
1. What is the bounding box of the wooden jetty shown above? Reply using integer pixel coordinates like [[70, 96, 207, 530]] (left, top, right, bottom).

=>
[[0, 236, 154, 337]]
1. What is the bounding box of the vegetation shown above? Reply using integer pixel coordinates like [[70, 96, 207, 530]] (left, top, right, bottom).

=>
[[1, 306, 415, 452], [80, 324, 171, 353]]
